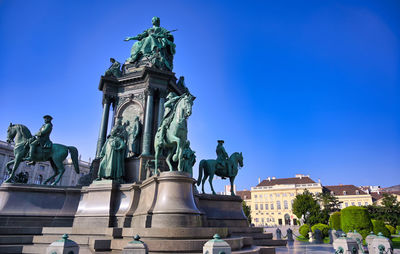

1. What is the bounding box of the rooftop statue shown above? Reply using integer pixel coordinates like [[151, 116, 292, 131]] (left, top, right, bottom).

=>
[[124, 16, 176, 71], [96, 118, 127, 182], [197, 140, 243, 195], [5, 116, 80, 185], [104, 58, 122, 78], [154, 92, 196, 173]]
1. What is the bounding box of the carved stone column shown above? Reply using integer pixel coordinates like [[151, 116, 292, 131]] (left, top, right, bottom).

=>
[[157, 92, 166, 128], [96, 96, 111, 158], [142, 89, 154, 156]]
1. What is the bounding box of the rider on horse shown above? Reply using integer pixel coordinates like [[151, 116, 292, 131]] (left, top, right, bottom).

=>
[[25, 115, 53, 164], [216, 140, 232, 178], [158, 92, 181, 143]]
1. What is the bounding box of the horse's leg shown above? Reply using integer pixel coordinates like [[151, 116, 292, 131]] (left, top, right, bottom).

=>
[[230, 176, 236, 196], [52, 159, 66, 186], [4, 157, 21, 183], [5, 159, 15, 175], [43, 160, 58, 185], [166, 151, 173, 171], [154, 146, 159, 175], [201, 172, 208, 194], [208, 173, 216, 195]]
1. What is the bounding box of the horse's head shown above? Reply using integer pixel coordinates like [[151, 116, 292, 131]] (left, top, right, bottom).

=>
[[7, 123, 16, 143], [179, 94, 195, 119], [231, 152, 244, 168]]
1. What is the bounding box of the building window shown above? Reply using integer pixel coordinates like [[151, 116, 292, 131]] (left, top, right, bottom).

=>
[[290, 193, 294, 196], [254, 194, 257, 198], [277, 201, 281, 210], [265, 204, 269, 210], [255, 218, 259, 222], [284, 200, 288, 209], [260, 204, 263, 210], [270, 194, 273, 198], [345, 202, 348, 207], [276, 193, 280, 197], [264, 194, 268, 199], [283, 193, 287, 197], [343, 191, 347, 195], [357, 202, 361, 206], [351, 202, 355, 206], [255, 204, 258, 210], [271, 204, 274, 210], [364, 202, 368, 206]]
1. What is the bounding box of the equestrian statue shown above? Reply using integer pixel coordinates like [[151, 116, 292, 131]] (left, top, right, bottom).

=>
[[197, 140, 243, 196], [154, 91, 196, 174], [5, 115, 80, 185]]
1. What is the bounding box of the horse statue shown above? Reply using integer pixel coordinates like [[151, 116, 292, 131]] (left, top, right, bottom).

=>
[[5, 123, 80, 185], [154, 93, 195, 173], [197, 152, 243, 196]]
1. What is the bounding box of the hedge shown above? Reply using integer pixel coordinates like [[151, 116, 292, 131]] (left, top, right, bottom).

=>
[[311, 223, 330, 237], [329, 212, 341, 230], [299, 224, 310, 238], [371, 219, 390, 238], [386, 225, 396, 235], [397, 225, 400, 234], [341, 206, 372, 239]]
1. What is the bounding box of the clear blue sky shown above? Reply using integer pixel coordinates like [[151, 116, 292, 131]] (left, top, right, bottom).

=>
[[0, 0, 399, 192]]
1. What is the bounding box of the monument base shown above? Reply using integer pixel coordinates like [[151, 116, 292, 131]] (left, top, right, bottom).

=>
[[0, 183, 81, 227], [132, 171, 203, 228]]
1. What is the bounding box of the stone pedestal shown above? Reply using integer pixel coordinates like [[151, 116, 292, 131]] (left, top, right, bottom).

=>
[[333, 234, 360, 254], [132, 171, 203, 228], [196, 194, 249, 227], [202, 234, 231, 254], [0, 183, 81, 227], [370, 233, 393, 254], [46, 234, 79, 254], [73, 180, 140, 228]]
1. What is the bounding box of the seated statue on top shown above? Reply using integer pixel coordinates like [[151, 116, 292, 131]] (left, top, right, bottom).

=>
[[124, 16, 176, 71]]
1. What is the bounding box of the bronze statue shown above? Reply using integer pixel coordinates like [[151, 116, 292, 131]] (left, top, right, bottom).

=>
[[25, 115, 53, 164], [5, 119, 80, 185], [124, 17, 176, 71], [104, 58, 122, 77], [215, 140, 231, 177], [129, 116, 141, 156]]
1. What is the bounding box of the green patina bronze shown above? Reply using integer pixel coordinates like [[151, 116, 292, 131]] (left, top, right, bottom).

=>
[[96, 118, 126, 182], [197, 141, 243, 195], [128, 116, 141, 157], [104, 58, 122, 77], [5, 118, 80, 185], [124, 16, 176, 71], [154, 92, 196, 173]]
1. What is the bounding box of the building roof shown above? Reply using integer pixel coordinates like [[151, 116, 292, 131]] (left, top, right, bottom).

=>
[[324, 185, 365, 196], [371, 191, 400, 201], [236, 190, 251, 200], [257, 177, 316, 187]]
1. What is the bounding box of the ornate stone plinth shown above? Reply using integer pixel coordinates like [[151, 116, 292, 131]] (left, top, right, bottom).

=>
[[196, 193, 249, 227], [132, 171, 203, 228], [0, 183, 81, 227], [73, 180, 140, 228]]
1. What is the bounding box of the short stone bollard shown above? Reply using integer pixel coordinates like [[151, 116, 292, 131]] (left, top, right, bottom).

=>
[[329, 229, 343, 244], [122, 235, 148, 254], [347, 230, 363, 243], [286, 228, 294, 241], [276, 228, 282, 240], [203, 234, 231, 254], [370, 232, 393, 254], [366, 232, 377, 253], [313, 229, 323, 244], [333, 233, 359, 254], [46, 234, 79, 254]]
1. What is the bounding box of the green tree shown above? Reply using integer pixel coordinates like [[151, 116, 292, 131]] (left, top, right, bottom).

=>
[[381, 193, 400, 210], [242, 201, 252, 224], [367, 193, 400, 227], [292, 190, 324, 225], [316, 192, 341, 213]]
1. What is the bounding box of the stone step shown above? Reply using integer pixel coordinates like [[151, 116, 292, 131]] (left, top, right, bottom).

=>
[[232, 233, 273, 240], [259, 246, 276, 254], [33, 234, 112, 246], [253, 239, 287, 246], [41, 227, 122, 237], [229, 227, 264, 234], [123, 227, 229, 239], [111, 236, 245, 252], [0, 235, 34, 245], [23, 243, 95, 254], [0, 227, 42, 235], [0, 244, 24, 254]]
